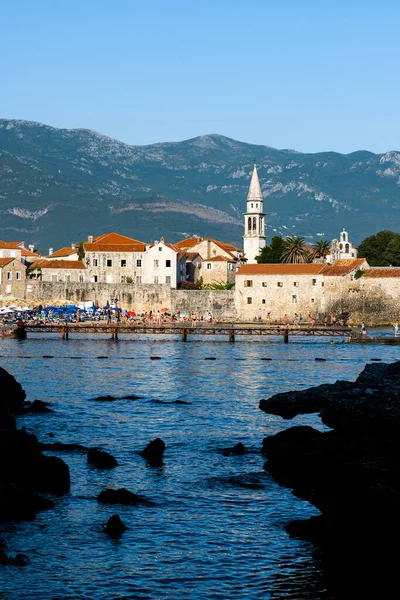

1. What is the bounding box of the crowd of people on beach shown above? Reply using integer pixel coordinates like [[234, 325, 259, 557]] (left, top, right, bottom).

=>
[[1, 304, 400, 336]]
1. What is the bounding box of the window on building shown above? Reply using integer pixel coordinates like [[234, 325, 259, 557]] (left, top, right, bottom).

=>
[[292, 295, 298, 304], [277, 282, 283, 287], [65, 274, 71, 282], [15, 272, 21, 280], [247, 297, 252, 304], [120, 275, 126, 283], [154, 260, 159, 267], [262, 282, 267, 287], [93, 275, 98, 283], [166, 260, 171, 268], [136, 259, 142, 267], [262, 299, 266, 304], [256, 203, 258, 208], [93, 259, 98, 267], [321, 282, 325, 287], [345, 244, 349, 253], [206, 263, 212, 270], [79, 274, 84, 283], [136, 276, 142, 284], [6, 271, 12, 280], [121, 259, 126, 267], [107, 259, 112, 267], [312, 279, 317, 286], [154, 276, 159, 284], [165, 275, 171, 284], [293, 282, 299, 287], [248, 217, 252, 231], [251, 203, 253, 208], [244, 279, 253, 287], [158, 246, 162, 251], [228, 263, 235, 271], [311, 297, 315, 303]]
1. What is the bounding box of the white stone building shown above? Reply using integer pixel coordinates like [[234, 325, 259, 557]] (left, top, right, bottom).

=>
[[44, 245, 79, 261], [30, 260, 86, 283], [328, 229, 358, 262], [175, 237, 243, 284], [243, 164, 266, 264], [141, 239, 186, 288]]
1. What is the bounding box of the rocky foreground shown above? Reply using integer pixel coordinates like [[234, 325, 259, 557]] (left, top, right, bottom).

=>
[[0, 367, 70, 523], [260, 361, 400, 596]]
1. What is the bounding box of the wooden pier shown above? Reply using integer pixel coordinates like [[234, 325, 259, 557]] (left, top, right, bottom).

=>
[[1, 323, 352, 343]]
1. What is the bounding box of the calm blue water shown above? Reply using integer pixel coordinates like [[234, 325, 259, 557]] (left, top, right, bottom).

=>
[[0, 331, 398, 599]]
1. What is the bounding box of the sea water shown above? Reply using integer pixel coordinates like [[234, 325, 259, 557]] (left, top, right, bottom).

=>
[[0, 332, 398, 599]]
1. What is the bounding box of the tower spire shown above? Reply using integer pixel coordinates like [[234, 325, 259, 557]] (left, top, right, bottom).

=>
[[247, 163, 263, 203]]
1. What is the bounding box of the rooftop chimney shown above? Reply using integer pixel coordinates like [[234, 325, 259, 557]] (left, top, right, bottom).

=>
[[88, 235, 93, 244], [28, 244, 34, 252], [49, 248, 53, 256], [71, 243, 76, 250]]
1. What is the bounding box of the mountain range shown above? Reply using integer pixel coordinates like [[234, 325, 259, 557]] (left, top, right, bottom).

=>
[[1, 118, 399, 252]]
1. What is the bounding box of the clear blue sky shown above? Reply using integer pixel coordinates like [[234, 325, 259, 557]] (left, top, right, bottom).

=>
[[1, 0, 399, 153]]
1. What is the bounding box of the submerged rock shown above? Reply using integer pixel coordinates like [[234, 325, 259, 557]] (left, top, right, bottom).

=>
[[140, 438, 165, 466], [25, 400, 53, 413], [87, 448, 118, 469], [98, 488, 152, 505], [222, 442, 246, 456], [103, 514, 127, 537]]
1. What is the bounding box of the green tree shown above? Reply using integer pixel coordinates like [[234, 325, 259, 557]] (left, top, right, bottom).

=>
[[256, 236, 285, 263], [358, 230, 399, 266], [313, 239, 330, 259], [281, 236, 312, 264], [383, 234, 400, 266], [78, 242, 85, 261]]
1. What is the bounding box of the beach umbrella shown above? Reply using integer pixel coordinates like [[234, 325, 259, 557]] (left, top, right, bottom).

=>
[[180, 311, 189, 317], [127, 311, 136, 316], [160, 307, 169, 313]]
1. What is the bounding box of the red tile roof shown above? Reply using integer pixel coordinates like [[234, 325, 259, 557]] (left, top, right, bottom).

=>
[[50, 247, 78, 258], [92, 232, 145, 245], [175, 237, 241, 259], [237, 263, 325, 275], [84, 243, 147, 253], [365, 268, 400, 278], [321, 259, 367, 276], [31, 260, 85, 270], [205, 255, 235, 263], [0, 257, 14, 267]]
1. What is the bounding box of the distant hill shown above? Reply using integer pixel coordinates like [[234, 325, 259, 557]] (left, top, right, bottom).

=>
[[1, 119, 399, 252]]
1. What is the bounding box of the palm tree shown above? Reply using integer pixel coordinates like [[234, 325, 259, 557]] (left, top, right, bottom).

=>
[[313, 240, 330, 259], [280, 236, 312, 263]]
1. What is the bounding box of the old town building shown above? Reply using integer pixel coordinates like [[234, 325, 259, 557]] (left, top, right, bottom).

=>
[[0, 257, 26, 298], [30, 260, 86, 283], [141, 239, 186, 288]]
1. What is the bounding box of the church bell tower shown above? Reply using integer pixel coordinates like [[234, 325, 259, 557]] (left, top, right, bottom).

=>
[[243, 163, 266, 264]]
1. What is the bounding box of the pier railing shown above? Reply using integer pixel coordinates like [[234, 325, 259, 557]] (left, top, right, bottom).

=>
[[1, 323, 352, 343]]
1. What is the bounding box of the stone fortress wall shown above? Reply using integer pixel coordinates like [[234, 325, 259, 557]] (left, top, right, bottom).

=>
[[22, 281, 236, 320]]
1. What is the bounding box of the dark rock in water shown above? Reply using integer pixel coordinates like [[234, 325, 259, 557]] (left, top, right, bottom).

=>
[[0, 549, 8, 564], [40, 441, 87, 452], [48, 432, 54, 438], [222, 442, 246, 456], [91, 395, 116, 402], [174, 400, 190, 405], [314, 357, 326, 361], [0, 367, 69, 523], [26, 399, 53, 413], [87, 448, 118, 469], [13, 553, 29, 566], [0, 366, 26, 415], [103, 514, 127, 537], [121, 394, 142, 400], [0, 482, 54, 521], [98, 488, 152, 505], [260, 360, 400, 597], [140, 438, 165, 465]]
